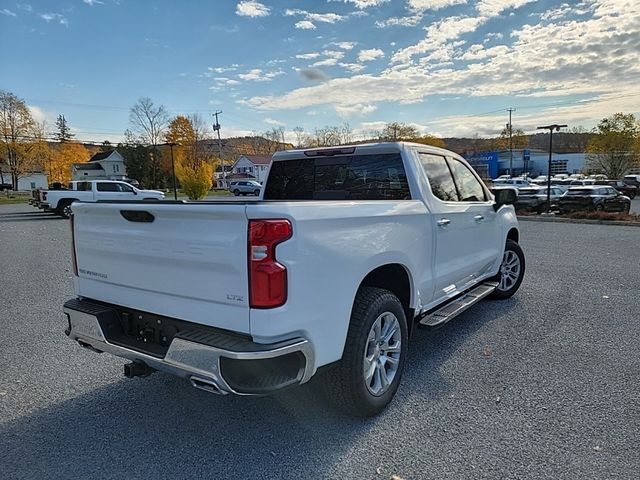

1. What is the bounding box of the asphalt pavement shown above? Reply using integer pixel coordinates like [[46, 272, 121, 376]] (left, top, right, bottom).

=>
[[1, 204, 638, 480]]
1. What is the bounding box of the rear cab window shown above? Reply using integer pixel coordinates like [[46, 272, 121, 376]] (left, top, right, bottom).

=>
[[263, 153, 411, 200]]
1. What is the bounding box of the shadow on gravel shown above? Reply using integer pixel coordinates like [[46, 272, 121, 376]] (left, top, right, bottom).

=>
[[0, 211, 62, 222], [0, 300, 517, 480]]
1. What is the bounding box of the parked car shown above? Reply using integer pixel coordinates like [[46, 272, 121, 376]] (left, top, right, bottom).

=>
[[229, 180, 262, 196], [531, 175, 548, 185], [515, 186, 564, 213], [63, 142, 525, 417], [594, 180, 637, 199], [40, 180, 164, 218], [569, 179, 595, 186], [558, 186, 631, 213], [0, 182, 13, 191], [623, 174, 640, 188], [493, 178, 530, 189]]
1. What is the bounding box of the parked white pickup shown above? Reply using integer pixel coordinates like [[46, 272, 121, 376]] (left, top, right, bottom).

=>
[[63, 142, 524, 416], [39, 180, 164, 218]]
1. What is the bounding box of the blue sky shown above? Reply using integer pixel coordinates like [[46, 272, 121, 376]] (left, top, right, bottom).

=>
[[1, 0, 639, 143]]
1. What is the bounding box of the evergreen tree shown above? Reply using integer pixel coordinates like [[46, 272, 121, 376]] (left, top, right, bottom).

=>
[[54, 114, 74, 142]]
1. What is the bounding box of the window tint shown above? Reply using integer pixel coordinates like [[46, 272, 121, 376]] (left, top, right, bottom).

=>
[[77, 182, 91, 191], [447, 158, 486, 202], [264, 153, 410, 201], [118, 183, 134, 192], [419, 153, 458, 202], [96, 182, 118, 192]]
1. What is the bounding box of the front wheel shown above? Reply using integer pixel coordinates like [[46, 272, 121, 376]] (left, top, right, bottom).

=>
[[490, 240, 525, 300], [233, 189, 240, 196], [323, 287, 408, 417], [254, 189, 260, 196]]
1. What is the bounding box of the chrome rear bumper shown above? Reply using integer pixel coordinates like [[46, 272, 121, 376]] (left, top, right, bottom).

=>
[[63, 298, 315, 395]]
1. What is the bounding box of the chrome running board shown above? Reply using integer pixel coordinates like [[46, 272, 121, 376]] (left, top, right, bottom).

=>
[[418, 281, 498, 328]]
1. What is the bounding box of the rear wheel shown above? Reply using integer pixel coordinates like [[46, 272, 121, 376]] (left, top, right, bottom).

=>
[[254, 189, 260, 196], [490, 240, 525, 300], [595, 204, 604, 212], [323, 287, 408, 417], [58, 200, 74, 219]]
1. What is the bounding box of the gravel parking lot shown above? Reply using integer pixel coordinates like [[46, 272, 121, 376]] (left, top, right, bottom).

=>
[[1, 204, 639, 480]]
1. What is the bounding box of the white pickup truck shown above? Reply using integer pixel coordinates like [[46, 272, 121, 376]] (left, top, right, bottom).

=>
[[39, 180, 164, 218], [63, 142, 524, 416]]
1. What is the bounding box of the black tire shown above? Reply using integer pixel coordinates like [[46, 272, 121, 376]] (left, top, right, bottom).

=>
[[322, 287, 408, 417], [628, 192, 636, 200], [254, 189, 260, 196], [595, 204, 604, 212], [623, 203, 631, 213], [57, 200, 74, 219], [490, 240, 525, 300], [233, 189, 240, 196]]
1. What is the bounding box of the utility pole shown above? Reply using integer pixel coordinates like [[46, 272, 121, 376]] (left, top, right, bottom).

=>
[[507, 108, 515, 177], [168, 142, 178, 200], [537, 123, 567, 214], [212, 111, 224, 187]]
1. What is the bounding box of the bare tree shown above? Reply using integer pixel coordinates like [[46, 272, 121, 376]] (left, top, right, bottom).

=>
[[128, 97, 169, 146], [128, 97, 169, 187], [293, 126, 306, 148]]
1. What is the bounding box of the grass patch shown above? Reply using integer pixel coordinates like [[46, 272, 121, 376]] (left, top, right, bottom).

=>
[[0, 195, 30, 205], [562, 211, 640, 222]]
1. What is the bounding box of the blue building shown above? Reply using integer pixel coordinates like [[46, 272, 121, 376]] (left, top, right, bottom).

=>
[[466, 149, 587, 179]]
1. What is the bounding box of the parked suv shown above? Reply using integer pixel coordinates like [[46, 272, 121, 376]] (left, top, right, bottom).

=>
[[515, 186, 564, 213], [229, 180, 262, 196], [558, 186, 631, 213], [594, 180, 637, 199]]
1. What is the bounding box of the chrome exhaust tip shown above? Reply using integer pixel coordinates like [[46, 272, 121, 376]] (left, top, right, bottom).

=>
[[190, 376, 226, 395]]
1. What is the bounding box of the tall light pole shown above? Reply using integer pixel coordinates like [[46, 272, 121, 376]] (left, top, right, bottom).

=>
[[168, 142, 178, 200], [537, 124, 567, 213], [507, 108, 515, 176], [212, 111, 224, 187]]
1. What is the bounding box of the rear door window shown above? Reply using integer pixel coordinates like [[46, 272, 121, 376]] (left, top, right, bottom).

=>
[[96, 182, 118, 192], [264, 153, 410, 200]]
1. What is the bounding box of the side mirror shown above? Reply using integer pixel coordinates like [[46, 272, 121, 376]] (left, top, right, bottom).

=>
[[492, 187, 517, 211]]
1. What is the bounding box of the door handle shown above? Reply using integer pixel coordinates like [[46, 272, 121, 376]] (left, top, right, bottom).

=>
[[474, 215, 485, 223], [437, 218, 451, 227]]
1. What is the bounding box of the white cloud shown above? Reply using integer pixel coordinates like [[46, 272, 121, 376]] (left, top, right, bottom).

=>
[[28, 105, 57, 125], [459, 43, 509, 61], [339, 62, 366, 72], [82, 0, 104, 6], [339, 0, 389, 8], [376, 14, 423, 27], [296, 52, 321, 59], [1, 8, 17, 16], [39, 12, 69, 26], [16, 4, 32, 13], [332, 41, 357, 50], [236, 1, 270, 18], [335, 103, 378, 117], [296, 20, 316, 29], [308, 12, 345, 23], [392, 15, 484, 63], [209, 64, 240, 73], [311, 58, 339, 67], [238, 68, 284, 81], [476, 0, 536, 17], [483, 32, 504, 43], [539, 5, 573, 21], [358, 48, 385, 62], [408, 0, 467, 11], [264, 117, 285, 126]]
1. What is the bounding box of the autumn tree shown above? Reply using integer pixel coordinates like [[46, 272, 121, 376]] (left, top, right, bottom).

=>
[[586, 113, 640, 178], [49, 141, 91, 184], [493, 126, 528, 150], [128, 97, 169, 188], [377, 122, 419, 141], [165, 115, 215, 198], [0, 91, 56, 189], [54, 114, 74, 142]]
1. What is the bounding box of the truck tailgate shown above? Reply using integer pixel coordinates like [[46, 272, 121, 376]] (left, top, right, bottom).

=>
[[72, 202, 250, 333]]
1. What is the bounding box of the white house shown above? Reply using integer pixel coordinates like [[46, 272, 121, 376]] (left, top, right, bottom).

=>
[[0, 167, 48, 191], [229, 155, 272, 185], [73, 150, 127, 181]]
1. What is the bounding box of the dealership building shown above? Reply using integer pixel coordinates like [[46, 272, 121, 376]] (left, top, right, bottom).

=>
[[466, 149, 588, 179]]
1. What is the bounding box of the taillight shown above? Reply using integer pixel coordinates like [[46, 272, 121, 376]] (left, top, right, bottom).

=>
[[70, 214, 78, 276], [248, 219, 292, 308]]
